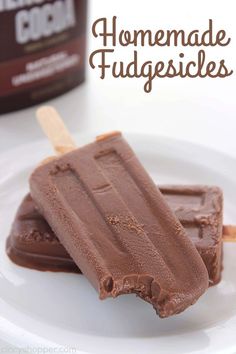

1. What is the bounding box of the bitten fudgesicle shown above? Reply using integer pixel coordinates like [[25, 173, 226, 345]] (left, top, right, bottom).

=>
[[30, 128, 209, 318], [7, 185, 223, 286]]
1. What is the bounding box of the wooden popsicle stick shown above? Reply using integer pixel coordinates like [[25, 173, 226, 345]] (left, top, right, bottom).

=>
[[223, 225, 236, 242], [36, 106, 77, 155]]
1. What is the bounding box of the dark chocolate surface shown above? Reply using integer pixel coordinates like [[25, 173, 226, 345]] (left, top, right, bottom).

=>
[[161, 185, 223, 285], [6, 194, 77, 273], [29, 132, 209, 318]]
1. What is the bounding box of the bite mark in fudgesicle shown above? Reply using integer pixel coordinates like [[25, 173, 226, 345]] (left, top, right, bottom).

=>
[[30, 128, 209, 318]]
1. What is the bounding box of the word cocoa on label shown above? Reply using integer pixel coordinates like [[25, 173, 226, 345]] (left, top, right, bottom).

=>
[[15, 0, 76, 44]]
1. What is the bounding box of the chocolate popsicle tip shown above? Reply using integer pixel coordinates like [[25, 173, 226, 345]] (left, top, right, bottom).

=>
[[30, 115, 209, 317], [6, 194, 78, 273]]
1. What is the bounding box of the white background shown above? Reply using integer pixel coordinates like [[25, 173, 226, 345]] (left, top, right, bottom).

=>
[[0, 0, 235, 157]]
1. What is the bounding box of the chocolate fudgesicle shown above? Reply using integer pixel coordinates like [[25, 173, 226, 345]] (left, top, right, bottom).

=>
[[162, 185, 223, 286], [29, 132, 209, 317], [6, 185, 223, 286], [6, 194, 77, 273]]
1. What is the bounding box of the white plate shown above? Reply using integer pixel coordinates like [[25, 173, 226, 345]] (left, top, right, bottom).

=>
[[1, 133, 236, 354]]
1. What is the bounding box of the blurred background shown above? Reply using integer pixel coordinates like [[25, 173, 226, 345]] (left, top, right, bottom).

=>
[[0, 0, 235, 155]]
